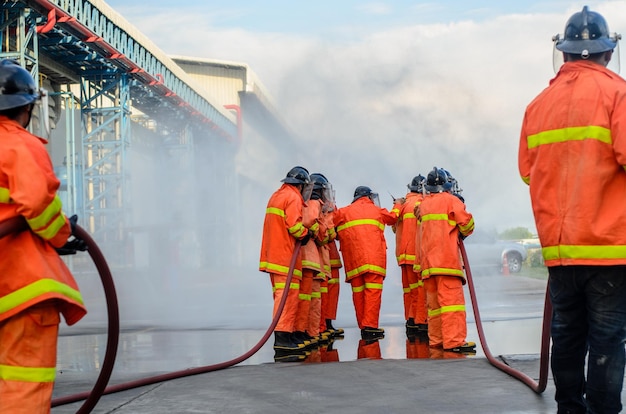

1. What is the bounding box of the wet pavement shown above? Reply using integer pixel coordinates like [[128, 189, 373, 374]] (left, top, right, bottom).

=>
[[48, 270, 626, 413], [49, 272, 569, 413]]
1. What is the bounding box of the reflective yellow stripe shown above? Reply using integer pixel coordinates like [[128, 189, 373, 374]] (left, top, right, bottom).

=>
[[403, 287, 410, 293], [266, 207, 285, 217], [337, 219, 385, 232], [402, 212, 416, 220], [272, 282, 300, 292], [320, 286, 328, 293], [34, 213, 66, 240], [0, 279, 83, 314], [26, 195, 63, 230], [543, 244, 626, 261], [309, 222, 319, 232], [398, 253, 416, 262], [330, 259, 342, 266], [459, 218, 474, 234], [352, 285, 365, 293], [299, 293, 311, 301], [311, 291, 321, 299], [422, 268, 464, 277], [428, 304, 465, 317], [260, 262, 303, 278], [328, 278, 339, 284], [0, 364, 56, 383], [346, 264, 386, 278], [527, 125, 612, 149], [364, 282, 383, 290], [0, 187, 10, 203], [289, 223, 307, 238], [420, 213, 456, 227], [302, 260, 321, 270], [409, 282, 420, 290]]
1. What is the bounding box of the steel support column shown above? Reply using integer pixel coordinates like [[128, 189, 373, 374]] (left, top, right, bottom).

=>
[[81, 72, 131, 266]]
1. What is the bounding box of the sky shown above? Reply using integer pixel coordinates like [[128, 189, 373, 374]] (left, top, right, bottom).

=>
[[99, 0, 626, 236]]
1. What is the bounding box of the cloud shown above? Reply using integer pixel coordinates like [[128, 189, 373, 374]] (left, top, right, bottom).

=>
[[113, 2, 626, 235]]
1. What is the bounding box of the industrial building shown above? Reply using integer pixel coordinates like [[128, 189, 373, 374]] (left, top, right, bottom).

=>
[[1, 0, 290, 276]]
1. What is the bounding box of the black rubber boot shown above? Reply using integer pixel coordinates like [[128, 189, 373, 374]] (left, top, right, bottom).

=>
[[273, 331, 305, 351], [293, 331, 315, 347], [326, 319, 344, 336]]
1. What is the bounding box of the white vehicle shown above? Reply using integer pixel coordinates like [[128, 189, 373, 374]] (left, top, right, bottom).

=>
[[463, 230, 528, 275]]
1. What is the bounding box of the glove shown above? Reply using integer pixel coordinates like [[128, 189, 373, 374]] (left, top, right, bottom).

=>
[[56, 214, 88, 255], [300, 231, 312, 246], [56, 238, 88, 255]]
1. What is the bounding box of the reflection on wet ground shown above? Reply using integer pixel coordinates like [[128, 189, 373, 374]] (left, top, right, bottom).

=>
[[56, 316, 545, 382], [55, 272, 549, 384]]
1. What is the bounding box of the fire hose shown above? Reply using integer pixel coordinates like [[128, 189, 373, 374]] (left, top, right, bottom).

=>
[[460, 239, 552, 393], [0, 217, 119, 414], [52, 239, 303, 411], [1, 213, 551, 410]]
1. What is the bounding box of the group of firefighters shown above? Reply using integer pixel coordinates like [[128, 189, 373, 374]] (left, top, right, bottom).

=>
[[259, 165, 476, 357]]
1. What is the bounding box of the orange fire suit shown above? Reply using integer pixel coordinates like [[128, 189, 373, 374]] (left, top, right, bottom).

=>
[[296, 199, 322, 335], [394, 192, 426, 323], [418, 191, 474, 349], [259, 183, 309, 333], [0, 116, 87, 413], [318, 207, 336, 333], [334, 197, 398, 329], [519, 60, 626, 267], [327, 239, 342, 320]]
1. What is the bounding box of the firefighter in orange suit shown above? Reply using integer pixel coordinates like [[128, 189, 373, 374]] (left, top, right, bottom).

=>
[[334, 186, 399, 339], [519, 7, 626, 412], [294, 183, 322, 346], [394, 175, 427, 333], [417, 167, 475, 353], [325, 239, 344, 335], [310, 173, 344, 337], [0, 60, 87, 413], [260, 166, 312, 352]]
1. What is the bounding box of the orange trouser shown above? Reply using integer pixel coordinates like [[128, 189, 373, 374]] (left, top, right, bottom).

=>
[[307, 279, 322, 337], [0, 304, 60, 414], [271, 273, 301, 332], [401, 264, 423, 321], [319, 278, 329, 332], [349, 272, 383, 329], [327, 268, 341, 319], [424, 275, 467, 349], [295, 269, 314, 332], [415, 274, 428, 325]]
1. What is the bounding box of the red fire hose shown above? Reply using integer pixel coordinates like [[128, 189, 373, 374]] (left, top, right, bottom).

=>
[[0, 217, 119, 414], [1, 214, 552, 409], [52, 240, 303, 410], [460, 239, 552, 393]]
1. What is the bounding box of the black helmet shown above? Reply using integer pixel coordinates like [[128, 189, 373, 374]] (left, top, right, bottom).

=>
[[352, 185, 373, 203], [281, 166, 310, 185], [0, 59, 39, 111], [407, 174, 425, 193], [310, 173, 329, 190], [555, 6, 617, 56], [310, 173, 330, 201], [425, 167, 449, 193]]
